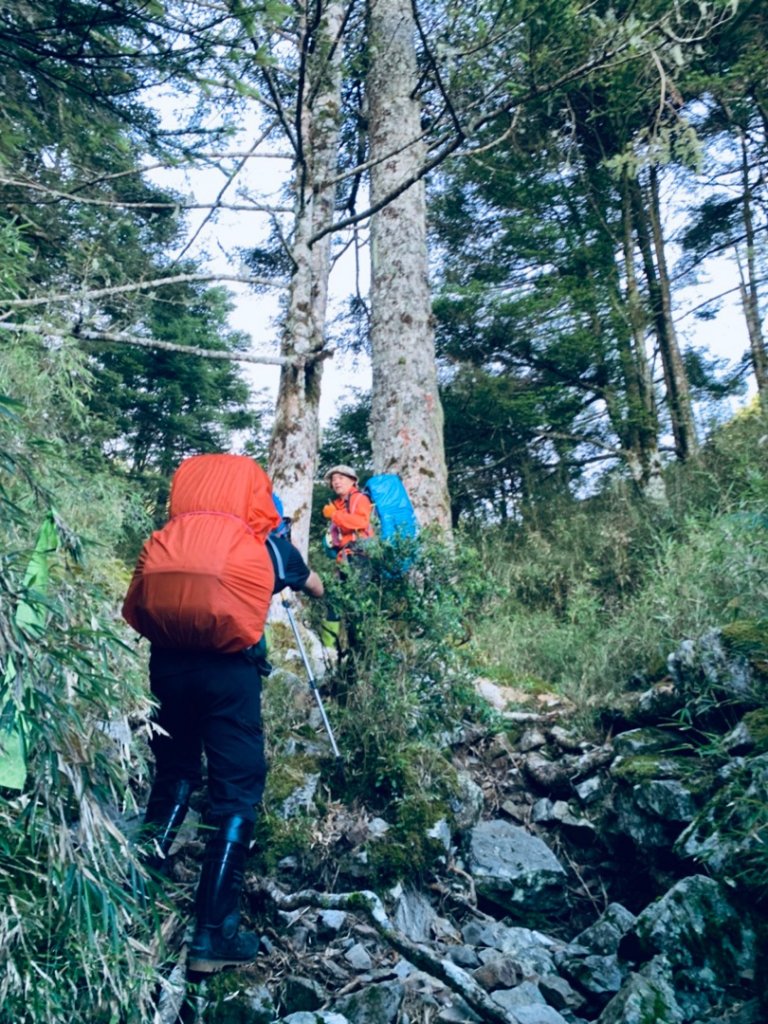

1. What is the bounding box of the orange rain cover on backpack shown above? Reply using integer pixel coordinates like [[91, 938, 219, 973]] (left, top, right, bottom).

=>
[[122, 454, 281, 653]]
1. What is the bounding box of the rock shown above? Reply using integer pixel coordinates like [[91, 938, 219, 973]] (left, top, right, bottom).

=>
[[519, 728, 548, 752], [633, 681, 681, 722], [464, 922, 561, 975], [522, 753, 574, 796], [696, 998, 766, 1024], [727, 709, 768, 753], [280, 1014, 350, 1024], [446, 945, 481, 970], [632, 778, 698, 822], [427, 817, 453, 852], [279, 773, 321, 819], [557, 953, 624, 1009], [450, 770, 485, 831], [531, 799, 595, 843], [668, 628, 763, 708], [474, 678, 532, 712], [492, 982, 571, 1024], [722, 718, 758, 754], [500, 799, 530, 822], [571, 903, 636, 956], [281, 975, 325, 1014], [332, 980, 405, 1024], [675, 752, 768, 887], [318, 910, 348, 937], [435, 998, 482, 1022], [466, 820, 567, 916], [547, 726, 586, 753], [367, 816, 390, 838], [610, 761, 701, 850], [611, 727, 678, 757], [343, 942, 373, 971], [538, 974, 585, 1013], [472, 957, 523, 990], [509, 1009, 571, 1024], [392, 886, 438, 942], [433, 914, 462, 943], [596, 955, 684, 1024], [488, 733, 517, 760], [523, 747, 613, 796], [573, 776, 602, 806], [620, 875, 757, 990]]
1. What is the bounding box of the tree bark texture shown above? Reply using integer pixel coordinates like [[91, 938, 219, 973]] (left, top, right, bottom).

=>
[[269, 0, 345, 556], [366, 0, 451, 530], [737, 130, 768, 398], [631, 171, 698, 461], [619, 173, 666, 503]]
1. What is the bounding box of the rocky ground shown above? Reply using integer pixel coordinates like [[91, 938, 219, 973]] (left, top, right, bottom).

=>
[[153, 627, 768, 1024]]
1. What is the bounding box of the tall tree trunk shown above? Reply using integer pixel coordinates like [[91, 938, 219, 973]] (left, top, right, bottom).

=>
[[268, 0, 345, 556], [618, 172, 666, 503], [631, 171, 698, 461], [366, 0, 451, 530], [736, 129, 768, 397]]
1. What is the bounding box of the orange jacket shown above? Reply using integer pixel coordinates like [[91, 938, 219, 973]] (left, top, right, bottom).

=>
[[327, 487, 373, 561], [122, 454, 280, 653]]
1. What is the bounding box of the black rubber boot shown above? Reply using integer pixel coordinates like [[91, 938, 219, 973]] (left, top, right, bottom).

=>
[[187, 815, 259, 973], [142, 778, 193, 875]]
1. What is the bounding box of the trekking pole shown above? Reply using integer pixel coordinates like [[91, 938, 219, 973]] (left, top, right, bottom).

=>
[[282, 598, 342, 762]]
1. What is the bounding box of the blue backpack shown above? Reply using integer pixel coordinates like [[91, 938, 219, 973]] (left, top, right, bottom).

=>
[[271, 492, 292, 540], [363, 474, 418, 544]]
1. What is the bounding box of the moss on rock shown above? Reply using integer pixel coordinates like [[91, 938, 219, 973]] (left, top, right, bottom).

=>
[[721, 619, 768, 675], [366, 794, 449, 885]]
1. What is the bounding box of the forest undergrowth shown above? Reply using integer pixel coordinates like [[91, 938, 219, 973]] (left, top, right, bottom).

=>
[[470, 401, 768, 702]]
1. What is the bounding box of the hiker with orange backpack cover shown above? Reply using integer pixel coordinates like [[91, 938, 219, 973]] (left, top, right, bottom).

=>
[[122, 453, 323, 974]]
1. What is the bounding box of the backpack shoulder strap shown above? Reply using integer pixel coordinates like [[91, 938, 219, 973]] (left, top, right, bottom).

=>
[[266, 534, 285, 587]]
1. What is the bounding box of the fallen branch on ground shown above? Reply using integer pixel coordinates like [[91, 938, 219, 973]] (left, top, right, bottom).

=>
[[252, 878, 519, 1024]]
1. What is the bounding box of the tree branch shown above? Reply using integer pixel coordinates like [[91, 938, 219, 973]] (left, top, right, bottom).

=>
[[0, 175, 291, 214], [1, 273, 285, 312], [534, 429, 622, 457], [0, 320, 298, 366], [170, 123, 279, 267], [253, 880, 519, 1024]]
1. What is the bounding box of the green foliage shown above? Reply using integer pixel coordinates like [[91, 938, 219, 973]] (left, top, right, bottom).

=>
[[0, 392, 161, 1024], [470, 405, 768, 699], [682, 754, 768, 898], [299, 532, 494, 876], [0, 0, 275, 530]]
